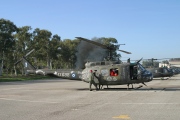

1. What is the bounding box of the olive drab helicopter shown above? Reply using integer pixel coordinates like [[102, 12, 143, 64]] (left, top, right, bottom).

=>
[[15, 37, 153, 90], [143, 58, 173, 79], [75, 37, 153, 89]]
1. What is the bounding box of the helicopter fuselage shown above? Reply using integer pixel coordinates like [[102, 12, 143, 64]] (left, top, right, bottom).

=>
[[81, 61, 153, 85], [146, 67, 173, 78]]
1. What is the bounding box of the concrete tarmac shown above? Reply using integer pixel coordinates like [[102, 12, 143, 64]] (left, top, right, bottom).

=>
[[1, 74, 180, 120]]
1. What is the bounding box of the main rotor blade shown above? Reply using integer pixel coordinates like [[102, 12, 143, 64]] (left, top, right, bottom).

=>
[[76, 37, 132, 54], [136, 57, 143, 63], [143, 58, 173, 61], [76, 37, 108, 49], [25, 49, 35, 57], [118, 50, 131, 54]]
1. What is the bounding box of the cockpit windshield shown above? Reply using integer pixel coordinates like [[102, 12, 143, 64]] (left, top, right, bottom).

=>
[[138, 63, 146, 72]]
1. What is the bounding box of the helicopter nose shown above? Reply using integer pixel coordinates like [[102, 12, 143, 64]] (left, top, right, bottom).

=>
[[150, 75, 153, 80], [150, 72, 153, 79], [144, 71, 153, 80], [148, 73, 153, 80]]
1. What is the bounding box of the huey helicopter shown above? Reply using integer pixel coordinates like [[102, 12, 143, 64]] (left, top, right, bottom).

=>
[[15, 37, 153, 90], [143, 58, 173, 79]]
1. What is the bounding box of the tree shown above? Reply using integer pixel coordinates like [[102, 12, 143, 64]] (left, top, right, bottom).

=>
[[49, 34, 61, 69], [32, 28, 52, 68], [162, 60, 169, 64], [0, 18, 125, 73], [14, 26, 33, 75], [0, 18, 18, 75], [96, 37, 121, 61], [60, 39, 79, 69], [142, 60, 159, 68]]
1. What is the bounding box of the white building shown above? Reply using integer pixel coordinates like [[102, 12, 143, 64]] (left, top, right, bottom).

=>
[[159, 63, 170, 68]]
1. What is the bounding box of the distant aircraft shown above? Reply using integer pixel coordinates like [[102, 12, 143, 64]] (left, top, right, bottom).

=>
[[143, 58, 173, 79]]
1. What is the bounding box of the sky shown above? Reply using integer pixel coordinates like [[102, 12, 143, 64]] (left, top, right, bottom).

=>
[[0, 0, 180, 61]]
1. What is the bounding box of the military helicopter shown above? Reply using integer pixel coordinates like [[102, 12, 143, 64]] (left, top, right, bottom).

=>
[[143, 58, 173, 79], [15, 37, 153, 90]]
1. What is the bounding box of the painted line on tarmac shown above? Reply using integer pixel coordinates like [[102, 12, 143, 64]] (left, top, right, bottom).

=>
[[0, 98, 180, 105], [120, 103, 180, 105], [76, 103, 180, 105], [0, 98, 59, 104]]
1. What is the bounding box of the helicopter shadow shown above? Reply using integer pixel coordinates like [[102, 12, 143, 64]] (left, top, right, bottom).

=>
[[135, 87, 180, 91], [153, 77, 180, 80], [76, 86, 180, 91], [153, 77, 170, 80]]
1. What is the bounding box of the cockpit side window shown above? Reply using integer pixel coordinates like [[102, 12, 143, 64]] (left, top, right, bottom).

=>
[[138, 64, 146, 72], [110, 68, 118, 76]]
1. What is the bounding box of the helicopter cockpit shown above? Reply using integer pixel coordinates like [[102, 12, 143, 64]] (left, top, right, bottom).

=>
[[137, 63, 146, 73], [130, 63, 148, 80], [137, 63, 153, 80]]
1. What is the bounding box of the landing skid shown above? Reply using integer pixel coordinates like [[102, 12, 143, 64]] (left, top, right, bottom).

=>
[[134, 85, 143, 90], [142, 82, 147, 86], [127, 84, 134, 90], [133, 83, 148, 90]]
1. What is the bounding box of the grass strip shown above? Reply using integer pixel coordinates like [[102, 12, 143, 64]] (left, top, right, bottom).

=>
[[0, 74, 55, 82]]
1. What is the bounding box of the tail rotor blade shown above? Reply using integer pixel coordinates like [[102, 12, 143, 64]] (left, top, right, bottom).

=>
[[14, 49, 35, 66], [14, 58, 22, 65]]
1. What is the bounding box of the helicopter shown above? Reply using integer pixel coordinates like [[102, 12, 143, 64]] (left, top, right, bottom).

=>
[[143, 58, 174, 79], [15, 37, 153, 90]]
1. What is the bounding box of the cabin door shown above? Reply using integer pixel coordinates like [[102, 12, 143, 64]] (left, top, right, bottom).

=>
[[121, 65, 130, 81]]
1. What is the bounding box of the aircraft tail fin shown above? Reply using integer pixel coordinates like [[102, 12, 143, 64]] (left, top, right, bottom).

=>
[[22, 57, 36, 70]]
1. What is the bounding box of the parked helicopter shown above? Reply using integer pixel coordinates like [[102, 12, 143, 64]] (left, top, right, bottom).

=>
[[143, 58, 173, 79], [15, 37, 153, 90]]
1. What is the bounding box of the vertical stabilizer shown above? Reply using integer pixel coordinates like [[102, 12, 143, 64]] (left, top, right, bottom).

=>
[[22, 57, 36, 70]]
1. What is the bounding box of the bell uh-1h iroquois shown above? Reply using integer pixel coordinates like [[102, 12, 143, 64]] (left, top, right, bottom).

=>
[[143, 58, 173, 79], [76, 37, 153, 89], [15, 37, 153, 90]]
